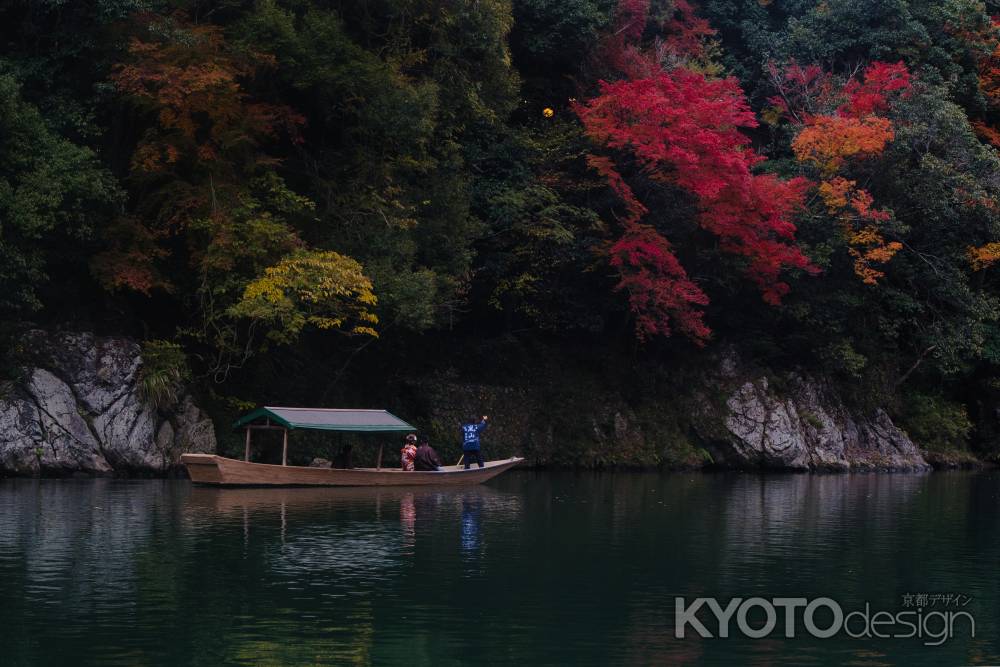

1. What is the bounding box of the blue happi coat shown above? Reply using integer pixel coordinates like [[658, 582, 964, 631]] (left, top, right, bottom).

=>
[[461, 419, 488, 451]]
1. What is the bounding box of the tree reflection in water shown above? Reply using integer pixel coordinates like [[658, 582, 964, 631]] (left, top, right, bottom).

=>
[[1, 474, 998, 665]]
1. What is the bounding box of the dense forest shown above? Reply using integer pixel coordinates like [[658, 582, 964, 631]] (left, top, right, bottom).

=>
[[4, 0, 1000, 463]]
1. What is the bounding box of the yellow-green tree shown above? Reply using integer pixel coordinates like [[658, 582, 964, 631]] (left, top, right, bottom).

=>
[[229, 251, 379, 345]]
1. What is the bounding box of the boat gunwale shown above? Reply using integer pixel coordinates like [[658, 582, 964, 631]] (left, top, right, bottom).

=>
[[181, 453, 523, 486], [183, 453, 521, 472]]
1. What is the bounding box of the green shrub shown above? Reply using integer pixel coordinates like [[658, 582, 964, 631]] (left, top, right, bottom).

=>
[[897, 393, 972, 452], [800, 411, 824, 430], [139, 341, 190, 411], [819, 340, 867, 378]]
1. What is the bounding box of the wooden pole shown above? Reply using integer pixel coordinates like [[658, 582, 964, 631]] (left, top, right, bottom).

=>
[[245, 428, 251, 462], [282, 428, 288, 466], [376, 443, 384, 470]]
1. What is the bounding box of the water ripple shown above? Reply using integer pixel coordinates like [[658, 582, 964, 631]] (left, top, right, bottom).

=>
[[0, 473, 997, 665]]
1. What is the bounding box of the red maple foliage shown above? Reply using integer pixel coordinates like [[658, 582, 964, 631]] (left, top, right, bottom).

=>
[[577, 66, 813, 341], [614, 0, 651, 44], [585, 156, 709, 341], [978, 17, 1000, 107], [599, 0, 717, 81], [768, 60, 910, 124], [609, 224, 710, 341], [765, 61, 833, 124], [579, 1, 816, 342], [838, 61, 911, 117], [663, 0, 716, 59], [597, 0, 651, 77], [585, 155, 647, 224]]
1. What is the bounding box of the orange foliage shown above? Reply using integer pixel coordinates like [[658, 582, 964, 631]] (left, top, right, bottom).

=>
[[973, 120, 1000, 147], [976, 19, 1000, 108], [817, 177, 899, 283], [112, 17, 303, 177], [968, 19, 1000, 148], [818, 178, 890, 223], [95, 14, 306, 294], [89, 217, 169, 294], [817, 176, 854, 209], [848, 231, 903, 285], [969, 242, 1000, 270], [792, 115, 894, 176], [778, 62, 910, 285], [845, 187, 890, 222]]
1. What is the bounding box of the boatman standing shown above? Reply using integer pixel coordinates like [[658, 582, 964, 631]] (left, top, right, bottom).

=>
[[461, 415, 489, 469]]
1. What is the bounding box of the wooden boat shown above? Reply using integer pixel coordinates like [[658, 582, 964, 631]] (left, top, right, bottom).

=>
[[181, 406, 523, 487], [182, 453, 523, 487]]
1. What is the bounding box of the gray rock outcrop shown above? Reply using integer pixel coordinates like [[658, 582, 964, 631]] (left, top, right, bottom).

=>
[[701, 375, 930, 471], [0, 331, 216, 475]]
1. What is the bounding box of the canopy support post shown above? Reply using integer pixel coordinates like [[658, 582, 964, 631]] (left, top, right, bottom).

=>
[[244, 428, 251, 462], [376, 443, 383, 470], [282, 428, 288, 466]]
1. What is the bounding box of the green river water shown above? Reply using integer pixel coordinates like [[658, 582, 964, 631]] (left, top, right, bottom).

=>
[[0, 471, 998, 666]]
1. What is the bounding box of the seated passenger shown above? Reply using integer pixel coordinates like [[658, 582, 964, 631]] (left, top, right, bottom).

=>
[[401, 434, 417, 471], [413, 434, 444, 471], [333, 443, 353, 469]]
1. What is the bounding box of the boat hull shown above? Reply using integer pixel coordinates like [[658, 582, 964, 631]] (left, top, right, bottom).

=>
[[181, 453, 523, 487]]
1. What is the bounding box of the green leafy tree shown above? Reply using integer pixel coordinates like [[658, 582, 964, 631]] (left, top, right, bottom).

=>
[[0, 72, 120, 317], [234, 0, 521, 332]]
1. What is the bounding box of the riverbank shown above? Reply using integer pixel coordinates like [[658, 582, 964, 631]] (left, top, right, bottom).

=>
[[1, 454, 992, 479], [2, 329, 996, 476]]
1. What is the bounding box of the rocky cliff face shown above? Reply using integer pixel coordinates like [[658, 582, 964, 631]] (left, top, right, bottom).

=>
[[0, 331, 215, 476], [698, 375, 930, 471], [417, 352, 930, 471], [1, 332, 929, 474]]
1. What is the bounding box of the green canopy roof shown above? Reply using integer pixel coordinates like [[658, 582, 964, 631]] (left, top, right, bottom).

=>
[[234, 406, 415, 432]]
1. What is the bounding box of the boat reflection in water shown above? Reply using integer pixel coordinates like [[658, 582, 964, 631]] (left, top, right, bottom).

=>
[[184, 484, 518, 516], [400, 493, 416, 548], [460, 494, 483, 555], [183, 484, 522, 578]]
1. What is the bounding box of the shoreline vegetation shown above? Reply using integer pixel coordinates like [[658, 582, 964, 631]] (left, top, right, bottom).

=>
[[3, 1, 1000, 473]]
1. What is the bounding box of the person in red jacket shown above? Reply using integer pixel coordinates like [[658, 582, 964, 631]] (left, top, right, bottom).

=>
[[400, 434, 417, 471]]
